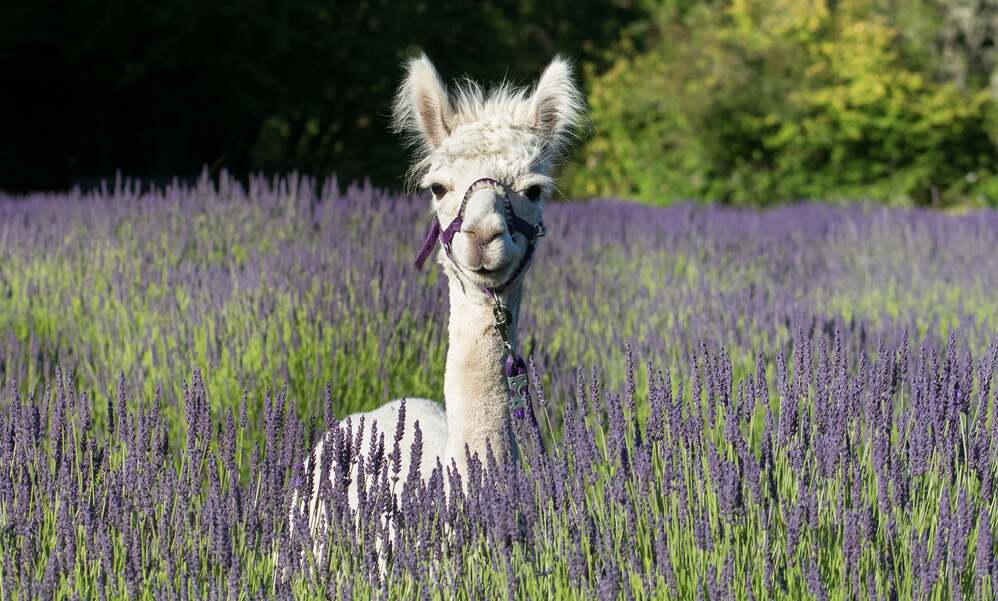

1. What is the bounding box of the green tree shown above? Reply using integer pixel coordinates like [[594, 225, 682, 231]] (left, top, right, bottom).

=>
[[566, 0, 998, 206]]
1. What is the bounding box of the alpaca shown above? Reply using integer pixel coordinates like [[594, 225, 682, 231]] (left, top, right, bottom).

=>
[[302, 53, 585, 531]]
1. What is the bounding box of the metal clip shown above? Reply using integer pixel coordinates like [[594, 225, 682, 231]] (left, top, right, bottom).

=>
[[491, 291, 513, 351], [494, 313, 512, 350], [491, 292, 509, 325], [492, 303, 507, 326], [507, 373, 529, 410], [534, 221, 547, 238]]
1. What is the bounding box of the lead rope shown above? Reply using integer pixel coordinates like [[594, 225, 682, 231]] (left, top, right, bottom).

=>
[[489, 290, 529, 419], [490, 290, 548, 458]]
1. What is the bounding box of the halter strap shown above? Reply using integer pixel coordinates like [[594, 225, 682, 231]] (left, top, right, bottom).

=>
[[413, 178, 546, 283]]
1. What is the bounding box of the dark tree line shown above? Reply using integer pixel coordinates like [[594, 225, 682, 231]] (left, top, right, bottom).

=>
[[0, 0, 638, 193]]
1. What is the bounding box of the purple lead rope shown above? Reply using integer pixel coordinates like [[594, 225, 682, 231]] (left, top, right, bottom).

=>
[[495, 304, 546, 458], [491, 296, 531, 420]]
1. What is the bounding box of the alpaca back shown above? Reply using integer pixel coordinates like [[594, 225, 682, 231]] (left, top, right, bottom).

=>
[[291, 398, 447, 556]]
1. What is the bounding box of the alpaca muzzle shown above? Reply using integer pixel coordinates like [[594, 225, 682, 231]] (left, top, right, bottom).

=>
[[413, 177, 546, 296]]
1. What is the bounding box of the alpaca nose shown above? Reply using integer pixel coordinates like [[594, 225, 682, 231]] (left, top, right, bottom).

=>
[[464, 222, 506, 247], [461, 187, 508, 246]]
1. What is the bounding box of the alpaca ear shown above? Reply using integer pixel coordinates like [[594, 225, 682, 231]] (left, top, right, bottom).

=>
[[529, 56, 586, 153], [392, 54, 453, 150]]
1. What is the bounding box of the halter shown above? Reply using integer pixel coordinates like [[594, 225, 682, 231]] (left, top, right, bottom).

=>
[[413, 177, 546, 425], [413, 177, 547, 290]]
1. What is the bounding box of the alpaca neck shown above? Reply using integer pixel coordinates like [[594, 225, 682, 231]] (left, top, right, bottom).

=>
[[442, 276, 522, 475]]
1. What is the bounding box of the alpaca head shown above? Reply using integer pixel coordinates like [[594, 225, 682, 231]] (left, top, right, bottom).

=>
[[392, 54, 585, 291]]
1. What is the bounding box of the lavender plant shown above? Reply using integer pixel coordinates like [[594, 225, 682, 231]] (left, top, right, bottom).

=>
[[1, 334, 997, 599], [0, 175, 996, 598], [1, 174, 995, 440]]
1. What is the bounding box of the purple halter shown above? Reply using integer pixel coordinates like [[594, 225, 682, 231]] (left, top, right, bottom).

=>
[[413, 177, 547, 427], [413, 177, 546, 295]]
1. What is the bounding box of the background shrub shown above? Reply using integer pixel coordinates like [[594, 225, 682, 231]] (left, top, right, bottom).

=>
[[563, 0, 998, 206]]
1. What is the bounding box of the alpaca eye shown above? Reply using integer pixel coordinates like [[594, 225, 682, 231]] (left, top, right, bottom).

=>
[[524, 185, 543, 201], [429, 184, 448, 199]]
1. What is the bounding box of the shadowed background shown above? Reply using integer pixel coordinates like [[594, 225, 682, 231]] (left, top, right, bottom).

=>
[[0, 0, 636, 193]]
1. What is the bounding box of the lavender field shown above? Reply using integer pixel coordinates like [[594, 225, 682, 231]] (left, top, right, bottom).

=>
[[1, 174, 997, 599]]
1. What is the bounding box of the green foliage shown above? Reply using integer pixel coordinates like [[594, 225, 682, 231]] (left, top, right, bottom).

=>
[[565, 0, 998, 206]]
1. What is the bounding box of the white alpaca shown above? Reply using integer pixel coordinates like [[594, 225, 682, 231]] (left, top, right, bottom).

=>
[[302, 54, 585, 531]]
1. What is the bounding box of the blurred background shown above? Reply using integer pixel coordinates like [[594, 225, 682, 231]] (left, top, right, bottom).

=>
[[3, 0, 998, 206]]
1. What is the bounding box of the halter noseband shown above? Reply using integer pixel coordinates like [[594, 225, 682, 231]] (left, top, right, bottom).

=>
[[413, 177, 546, 295]]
